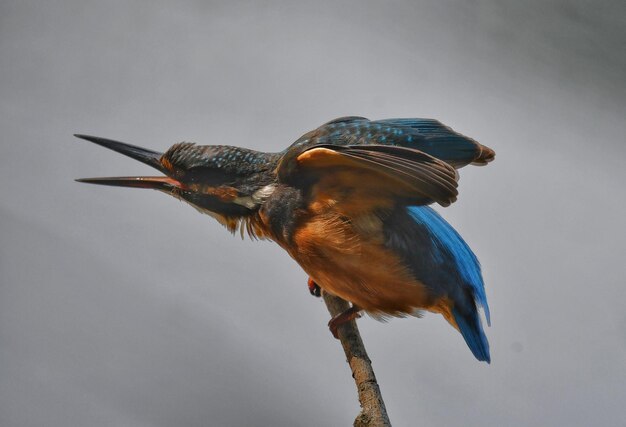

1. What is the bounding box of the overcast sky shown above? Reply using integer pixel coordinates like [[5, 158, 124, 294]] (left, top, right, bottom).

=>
[[1, 1, 625, 426]]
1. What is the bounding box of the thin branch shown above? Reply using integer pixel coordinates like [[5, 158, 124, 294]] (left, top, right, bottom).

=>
[[323, 292, 392, 427]]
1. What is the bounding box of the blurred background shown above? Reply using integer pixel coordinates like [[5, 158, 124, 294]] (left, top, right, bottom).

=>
[[1, 1, 625, 426]]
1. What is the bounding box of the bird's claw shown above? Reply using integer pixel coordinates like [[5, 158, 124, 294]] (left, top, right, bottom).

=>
[[327, 305, 362, 339], [308, 277, 321, 297]]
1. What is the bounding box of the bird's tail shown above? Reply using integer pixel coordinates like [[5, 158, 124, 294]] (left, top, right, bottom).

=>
[[452, 307, 491, 363]]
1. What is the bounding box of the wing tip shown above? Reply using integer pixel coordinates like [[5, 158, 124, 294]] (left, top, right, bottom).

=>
[[472, 144, 496, 166]]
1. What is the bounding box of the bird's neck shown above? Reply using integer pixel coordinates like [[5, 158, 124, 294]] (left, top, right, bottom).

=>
[[195, 182, 279, 239]]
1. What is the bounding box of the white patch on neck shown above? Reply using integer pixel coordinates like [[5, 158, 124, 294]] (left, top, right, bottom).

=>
[[232, 183, 277, 209]]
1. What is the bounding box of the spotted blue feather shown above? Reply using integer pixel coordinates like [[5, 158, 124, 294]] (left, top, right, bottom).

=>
[[287, 117, 486, 168]]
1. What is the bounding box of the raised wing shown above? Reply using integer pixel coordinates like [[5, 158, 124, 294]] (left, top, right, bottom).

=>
[[277, 144, 459, 207], [286, 117, 495, 168]]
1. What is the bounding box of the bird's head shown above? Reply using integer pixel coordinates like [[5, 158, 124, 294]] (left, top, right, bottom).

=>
[[75, 135, 279, 232]]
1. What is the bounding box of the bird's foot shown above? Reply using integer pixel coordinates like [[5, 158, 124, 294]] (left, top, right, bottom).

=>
[[328, 305, 362, 339], [308, 277, 321, 297]]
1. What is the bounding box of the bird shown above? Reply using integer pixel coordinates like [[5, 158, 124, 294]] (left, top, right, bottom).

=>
[[76, 116, 495, 363]]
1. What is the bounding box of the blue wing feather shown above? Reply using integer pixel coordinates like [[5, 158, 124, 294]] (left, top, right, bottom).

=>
[[289, 117, 489, 168], [408, 206, 490, 324], [408, 206, 491, 362], [383, 206, 491, 362], [372, 118, 481, 166]]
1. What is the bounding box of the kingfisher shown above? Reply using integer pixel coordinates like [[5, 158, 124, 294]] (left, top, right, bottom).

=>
[[76, 116, 495, 362]]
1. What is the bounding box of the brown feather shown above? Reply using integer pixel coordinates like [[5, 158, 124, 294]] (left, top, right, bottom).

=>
[[293, 145, 458, 207]]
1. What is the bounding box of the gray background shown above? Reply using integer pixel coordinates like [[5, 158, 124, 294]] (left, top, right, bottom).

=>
[[1, 1, 625, 426]]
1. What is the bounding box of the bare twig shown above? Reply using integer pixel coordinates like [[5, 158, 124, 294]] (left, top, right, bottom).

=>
[[323, 292, 392, 427]]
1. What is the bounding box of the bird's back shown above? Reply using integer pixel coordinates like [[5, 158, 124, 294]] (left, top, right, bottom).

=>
[[286, 116, 494, 168]]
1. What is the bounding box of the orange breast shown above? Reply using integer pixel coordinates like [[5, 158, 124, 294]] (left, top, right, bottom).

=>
[[288, 205, 435, 318], [255, 173, 454, 319]]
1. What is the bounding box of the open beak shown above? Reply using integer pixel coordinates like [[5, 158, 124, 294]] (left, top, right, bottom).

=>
[[76, 176, 181, 190], [75, 134, 182, 190]]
